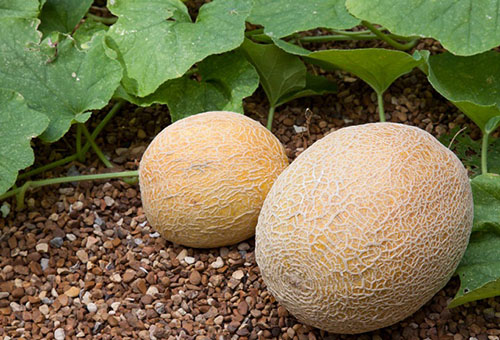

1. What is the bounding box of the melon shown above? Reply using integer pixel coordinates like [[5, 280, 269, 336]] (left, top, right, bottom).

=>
[[255, 122, 473, 334], [139, 111, 289, 248]]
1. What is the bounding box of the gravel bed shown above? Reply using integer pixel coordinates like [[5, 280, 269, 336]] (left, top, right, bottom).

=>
[[1, 56, 500, 340]]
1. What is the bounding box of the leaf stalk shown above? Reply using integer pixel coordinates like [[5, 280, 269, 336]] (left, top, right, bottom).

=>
[[482, 133, 489, 174], [0, 171, 139, 209], [362, 21, 419, 50]]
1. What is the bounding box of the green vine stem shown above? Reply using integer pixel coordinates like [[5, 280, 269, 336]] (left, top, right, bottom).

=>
[[299, 34, 377, 43], [0, 170, 139, 209], [18, 100, 124, 180], [81, 125, 114, 168], [482, 133, 489, 174], [362, 21, 419, 50], [377, 92, 386, 122], [76, 124, 85, 162], [267, 106, 276, 130], [86, 13, 117, 25]]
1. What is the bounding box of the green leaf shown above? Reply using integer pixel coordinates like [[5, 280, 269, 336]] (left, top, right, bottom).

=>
[[106, 0, 252, 97], [276, 73, 337, 107], [116, 50, 259, 121], [346, 0, 500, 56], [0, 90, 49, 195], [0, 0, 41, 19], [450, 174, 500, 307], [240, 39, 306, 107], [248, 0, 359, 39], [485, 116, 500, 135], [306, 48, 425, 95], [426, 52, 500, 131], [0, 19, 122, 142], [73, 19, 109, 48], [38, 0, 93, 35]]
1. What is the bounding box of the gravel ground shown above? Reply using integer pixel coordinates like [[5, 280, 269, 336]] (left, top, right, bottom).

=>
[[1, 34, 500, 340]]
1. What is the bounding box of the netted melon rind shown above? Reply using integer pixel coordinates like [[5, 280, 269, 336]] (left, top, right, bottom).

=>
[[255, 122, 473, 334], [139, 111, 289, 248]]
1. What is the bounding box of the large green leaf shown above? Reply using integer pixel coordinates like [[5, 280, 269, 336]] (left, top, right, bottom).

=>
[[38, 0, 93, 35], [240, 39, 306, 107], [116, 51, 259, 121], [306, 48, 425, 95], [0, 19, 122, 142], [0, 90, 49, 195], [248, 0, 359, 39], [106, 0, 252, 97], [346, 0, 500, 56], [0, 0, 40, 18], [450, 174, 500, 307], [426, 52, 500, 131]]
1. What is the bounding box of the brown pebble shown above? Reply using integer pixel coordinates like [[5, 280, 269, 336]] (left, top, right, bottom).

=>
[[136, 279, 147, 295], [237, 301, 248, 316], [12, 287, 25, 298], [123, 269, 136, 283], [189, 270, 202, 285], [64, 286, 80, 298]]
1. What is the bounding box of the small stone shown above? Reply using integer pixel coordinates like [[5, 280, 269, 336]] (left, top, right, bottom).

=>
[[214, 315, 224, 325], [72, 201, 84, 211], [54, 328, 65, 340], [237, 301, 248, 315], [189, 270, 201, 285], [232, 270, 244, 280], [57, 294, 69, 306], [237, 242, 250, 251], [137, 129, 147, 139], [76, 249, 88, 263], [171, 295, 182, 305], [39, 305, 49, 315], [176, 249, 188, 261], [64, 286, 80, 298], [146, 286, 159, 296], [87, 303, 97, 313], [211, 257, 224, 269], [10, 302, 23, 312], [123, 269, 136, 283], [108, 316, 119, 326], [184, 256, 195, 264], [36, 243, 49, 253], [86, 236, 99, 248], [110, 273, 122, 283], [0, 292, 9, 299], [136, 279, 147, 295], [104, 196, 115, 206], [50, 237, 64, 248], [396, 111, 408, 122], [12, 287, 24, 298], [283, 117, 294, 126], [40, 258, 49, 271], [110, 302, 121, 311]]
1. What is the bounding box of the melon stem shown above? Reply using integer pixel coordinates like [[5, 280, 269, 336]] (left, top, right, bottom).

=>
[[0, 170, 139, 210], [482, 133, 489, 174], [377, 92, 386, 122], [267, 105, 276, 130]]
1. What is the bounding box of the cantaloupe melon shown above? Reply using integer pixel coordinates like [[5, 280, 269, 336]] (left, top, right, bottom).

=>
[[139, 111, 289, 248], [255, 122, 473, 334]]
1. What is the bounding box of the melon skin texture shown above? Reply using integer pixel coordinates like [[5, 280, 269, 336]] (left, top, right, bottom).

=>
[[255, 122, 473, 334], [139, 111, 289, 248]]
